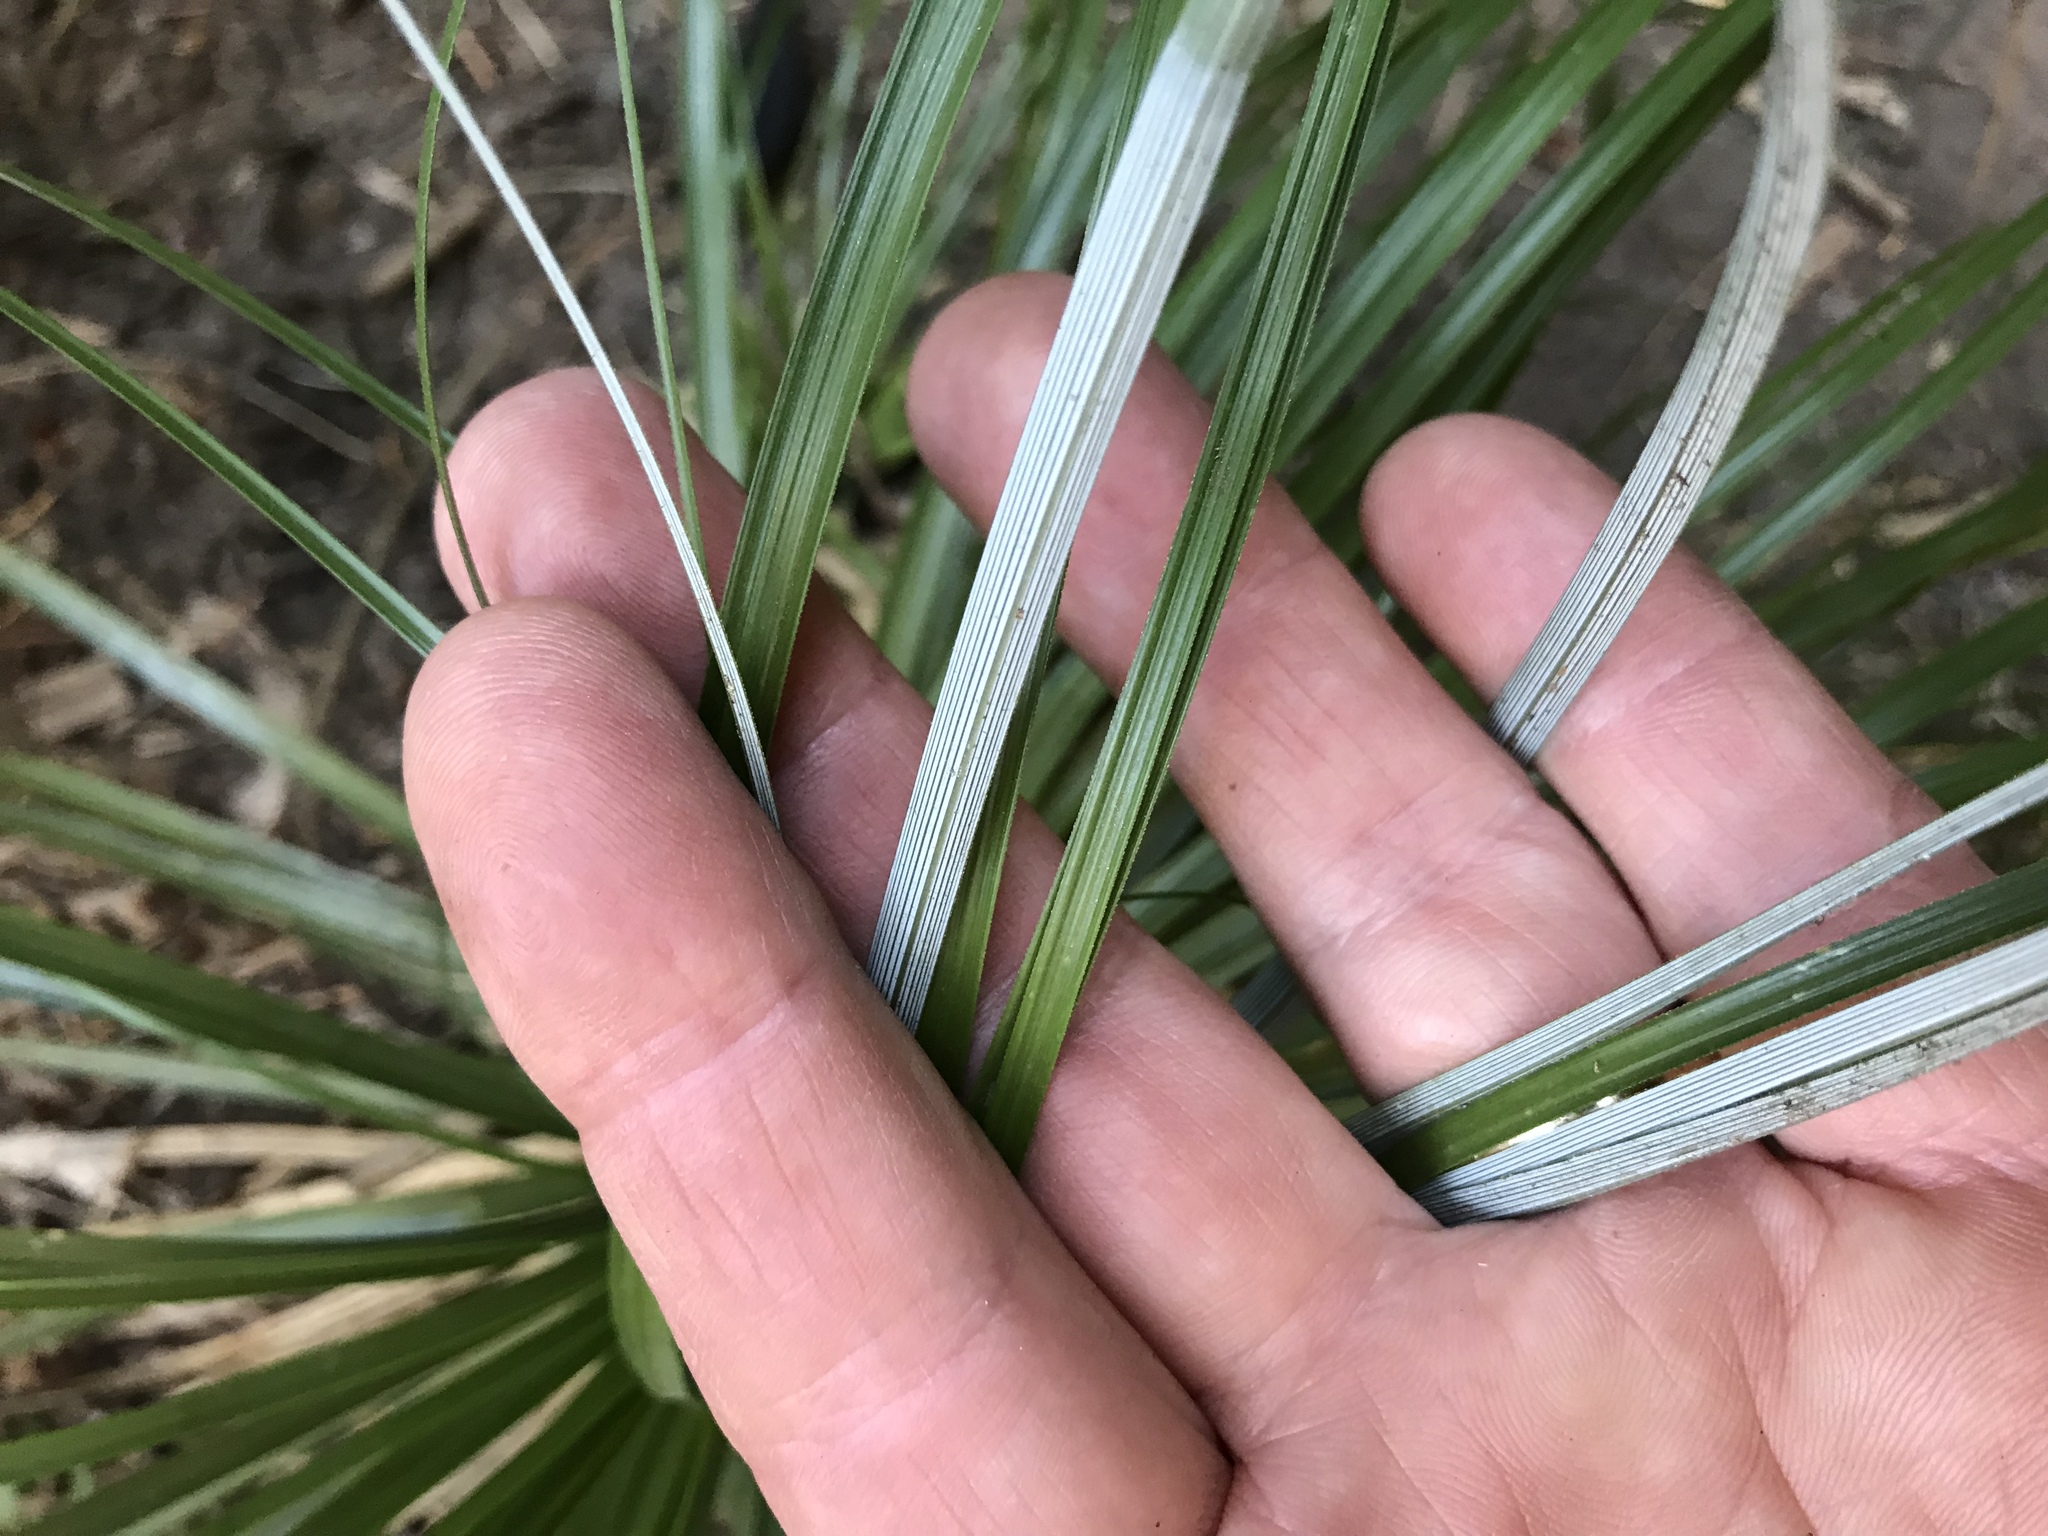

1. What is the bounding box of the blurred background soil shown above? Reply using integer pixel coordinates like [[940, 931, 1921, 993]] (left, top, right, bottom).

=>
[[0, 0, 2045, 1203]]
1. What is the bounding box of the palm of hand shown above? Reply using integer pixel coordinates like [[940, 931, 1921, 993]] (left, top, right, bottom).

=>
[[405, 276, 2048, 1533]]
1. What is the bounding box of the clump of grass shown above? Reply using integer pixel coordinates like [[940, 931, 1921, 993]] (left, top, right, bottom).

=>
[[6, 0, 2048, 1524]]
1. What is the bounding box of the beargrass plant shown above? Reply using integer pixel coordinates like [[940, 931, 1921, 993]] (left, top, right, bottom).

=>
[[4, 0, 2048, 1525]]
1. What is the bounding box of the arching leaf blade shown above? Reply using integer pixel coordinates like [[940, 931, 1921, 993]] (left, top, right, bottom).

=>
[[0, 289, 442, 658]]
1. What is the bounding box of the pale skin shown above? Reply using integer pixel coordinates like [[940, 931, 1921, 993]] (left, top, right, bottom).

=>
[[404, 275, 2048, 1534]]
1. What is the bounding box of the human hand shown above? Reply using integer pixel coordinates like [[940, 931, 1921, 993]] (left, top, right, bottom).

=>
[[404, 274, 2048, 1533]]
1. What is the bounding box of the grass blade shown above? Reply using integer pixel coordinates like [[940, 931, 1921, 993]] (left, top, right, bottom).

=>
[[1716, 254, 2048, 585], [287, 1316, 608, 1536], [0, 1307, 106, 1359], [542, 1400, 664, 1532], [878, 480, 981, 699], [680, 0, 750, 475], [993, 0, 1110, 272], [0, 1185, 601, 1307], [607, 1226, 691, 1403], [372, 0, 776, 818], [1417, 925, 2048, 1223], [613, 0, 709, 562], [0, 1257, 597, 1484], [1016, 650, 1114, 816], [172, 1299, 607, 1536], [632, 1405, 727, 1536], [916, 623, 1052, 1091], [1854, 592, 2048, 747], [416, 0, 489, 610], [866, 0, 1283, 1030], [1487, 0, 1834, 764], [0, 955, 542, 1165], [814, 0, 890, 269], [0, 904, 564, 1133], [1212, 14, 1329, 192], [1010, 35, 1126, 274], [1394, 89, 1727, 434], [0, 545, 412, 845], [22, 1385, 388, 1536], [893, 42, 1027, 317], [0, 162, 440, 448], [422, 1358, 637, 1536], [561, 1397, 726, 1536], [1289, 0, 1772, 531], [1158, 0, 1516, 386], [0, 757, 465, 1009], [973, 0, 1401, 1167], [704, 0, 1007, 772], [1704, 192, 2048, 516], [1377, 858, 2048, 1188], [1280, 0, 1665, 460], [0, 1036, 318, 1108], [0, 290, 441, 658], [1763, 455, 2048, 656], [1092, 0, 1189, 219], [1916, 737, 2048, 810]]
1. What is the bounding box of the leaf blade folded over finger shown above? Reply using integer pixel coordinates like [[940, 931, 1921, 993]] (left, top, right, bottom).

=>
[[1378, 858, 2048, 1188], [1487, 0, 1834, 763], [1417, 925, 2048, 1223], [1356, 757, 2048, 1148]]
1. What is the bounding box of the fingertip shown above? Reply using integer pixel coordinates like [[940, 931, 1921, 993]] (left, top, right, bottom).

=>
[[435, 369, 611, 604], [403, 597, 782, 1121], [1361, 415, 1623, 687], [432, 368, 733, 689], [403, 598, 691, 895]]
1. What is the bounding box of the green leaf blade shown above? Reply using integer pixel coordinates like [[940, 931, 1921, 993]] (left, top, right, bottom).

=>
[[977, 0, 1402, 1169], [1718, 257, 2048, 585], [0, 289, 442, 658], [0, 163, 440, 449]]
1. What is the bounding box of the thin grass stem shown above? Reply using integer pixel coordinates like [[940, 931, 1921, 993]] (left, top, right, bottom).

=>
[[373, 0, 776, 821], [416, 0, 489, 609], [613, 0, 706, 560]]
